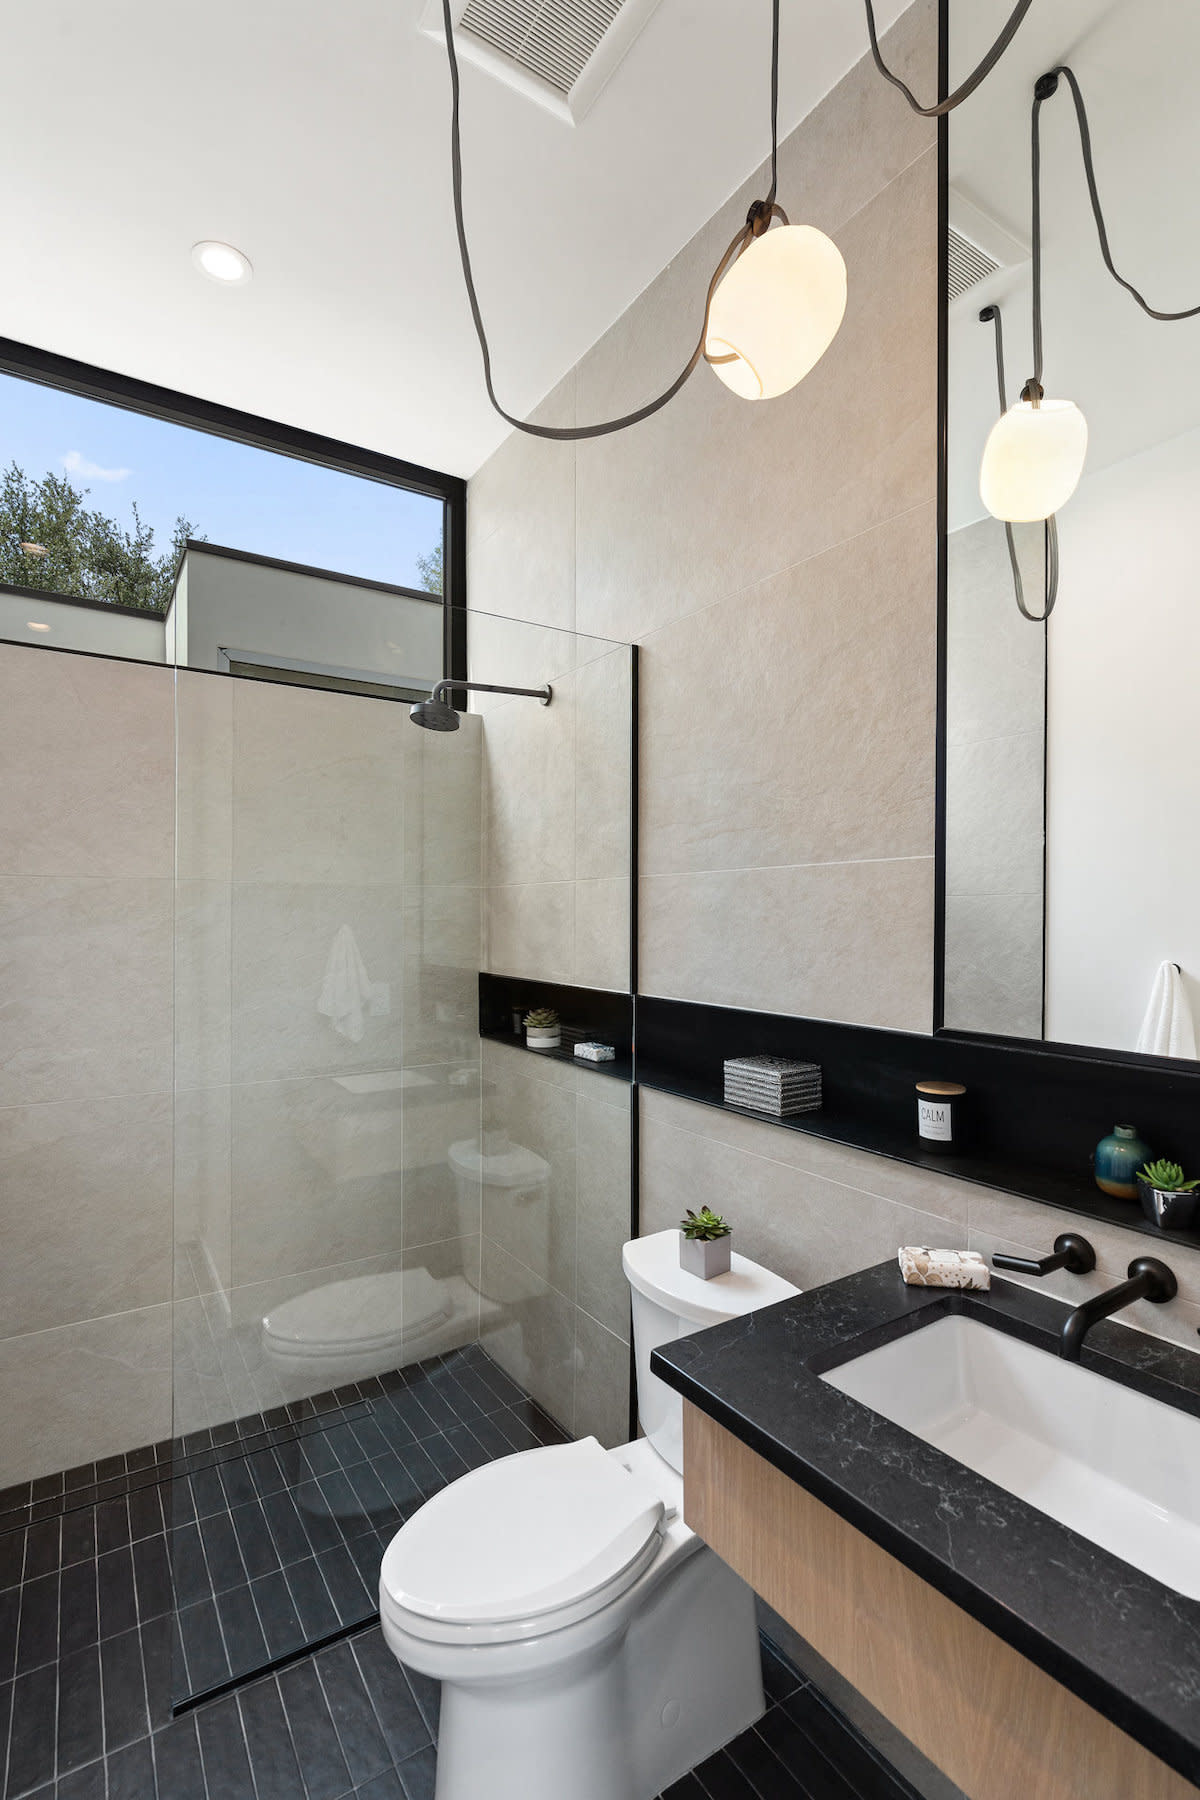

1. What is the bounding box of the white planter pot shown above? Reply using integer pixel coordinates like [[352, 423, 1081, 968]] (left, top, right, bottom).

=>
[[526, 1029, 561, 1051], [679, 1233, 732, 1279]]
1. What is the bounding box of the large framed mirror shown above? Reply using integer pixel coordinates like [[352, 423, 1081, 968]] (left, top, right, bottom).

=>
[[939, 0, 1200, 1065]]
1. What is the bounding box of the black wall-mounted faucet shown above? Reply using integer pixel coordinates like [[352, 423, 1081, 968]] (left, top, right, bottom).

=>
[[992, 1233, 1096, 1278], [1059, 1258, 1177, 1362]]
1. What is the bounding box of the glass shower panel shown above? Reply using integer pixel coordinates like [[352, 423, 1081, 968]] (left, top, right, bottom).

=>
[[169, 668, 483, 1705]]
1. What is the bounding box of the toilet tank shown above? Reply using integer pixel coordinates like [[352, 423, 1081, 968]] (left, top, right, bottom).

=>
[[622, 1230, 800, 1474]]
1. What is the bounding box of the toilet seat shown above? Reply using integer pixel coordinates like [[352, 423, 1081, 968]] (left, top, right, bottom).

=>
[[262, 1266, 452, 1362], [380, 1437, 667, 1646]]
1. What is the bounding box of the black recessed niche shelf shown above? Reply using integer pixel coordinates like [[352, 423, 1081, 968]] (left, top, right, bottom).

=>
[[635, 996, 1200, 1252], [478, 973, 634, 1085]]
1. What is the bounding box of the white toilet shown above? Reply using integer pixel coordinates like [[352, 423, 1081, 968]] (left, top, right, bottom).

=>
[[378, 1229, 800, 1800]]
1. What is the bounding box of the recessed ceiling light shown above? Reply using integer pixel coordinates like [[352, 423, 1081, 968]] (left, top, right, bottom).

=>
[[191, 241, 253, 286], [27, 621, 51, 633]]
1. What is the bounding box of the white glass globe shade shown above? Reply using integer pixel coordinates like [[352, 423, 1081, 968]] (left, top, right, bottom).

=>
[[979, 397, 1088, 522], [706, 224, 847, 400]]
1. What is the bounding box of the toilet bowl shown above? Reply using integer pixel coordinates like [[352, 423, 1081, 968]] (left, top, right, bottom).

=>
[[378, 1229, 800, 1800]]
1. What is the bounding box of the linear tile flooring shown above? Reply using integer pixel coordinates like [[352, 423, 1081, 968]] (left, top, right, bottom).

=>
[[1, 1340, 922, 1800]]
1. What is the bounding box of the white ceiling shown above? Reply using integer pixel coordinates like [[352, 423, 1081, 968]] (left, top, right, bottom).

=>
[[0, 0, 907, 479], [948, 0, 1200, 529]]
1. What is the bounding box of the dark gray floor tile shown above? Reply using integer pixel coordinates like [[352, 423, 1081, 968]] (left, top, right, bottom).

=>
[[396, 1744, 437, 1800], [187, 1467, 226, 1520], [96, 1548, 137, 1640], [127, 1485, 165, 1545], [400, 1662, 439, 1738], [196, 1690, 258, 1800], [93, 1498, 129, 1558], [314, 1545, 372, 1623], [168, 1522, 210, 1611], [56, 1642, 104, 1777], [152, 1713, 206, 1800], [5, 1663, 57, 1797], [248, 1571, 305, 1663], [0, 1532, 25, 1593], [217, 1456, 259, 1514], [140, 1615, 174, 1732], [246, 1447, 289, 1501], [99, 1627, 148, 1751], [15, 1572, 59, 1674], [284, 1558, 339, 1643], [57, 1560, 98, 1660], [215, 1583, 268, 1679], [56, 1760, 106, 1800], [690, 1745, 762, 1798], [227, 1501, 278, 1581], [131, 1533, 171, 1626], [724, 1719, 810, 1796], [356, 1769, 407, 1800], [0, 1589, 19, 1684], [351, 1630, 432, 1768], [277, 1659, 352, 1800], [198, 1510, 247, 1595], [20, 1522, 59, 1585], [105, 1736, 155, 1800], [314, 1639, 391, 1789], [779, 1688, 921, 1800], [239, 1676, 307, 1800], [420, 1436, 469, 1488], [756, 1699, 858, 1800], [660, 1777, 709, 1800], [177, 1598, 230, 1696], [58, 1512, 96, 1572], [262, 1490, 312, 1568]]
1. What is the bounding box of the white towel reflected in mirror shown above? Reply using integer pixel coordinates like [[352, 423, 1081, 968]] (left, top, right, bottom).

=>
[[1136, 961, 1197, 1060]]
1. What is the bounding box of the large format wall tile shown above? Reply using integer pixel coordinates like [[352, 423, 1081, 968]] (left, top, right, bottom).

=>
[[574, 147, 937, 646], [639, 1096, 964, 1293], [0, 644, 173, 879], [0, 875, 173, 1107], [174, 878, 232, 1090], [230, 880, 405, 1082], [467, 373, 577, 634], [176, 668, 233, 882], [481, 1047, 578, 1302], [574, 877, 630, 993], [640, 855, 934, 1030], [484, 881, 575, 984], [174, 1083, 232, 1297], [401, 1065, 483, 1250], [230, 1075, 405, 1286], [483, 677, 576, 888], [402, 885, 482, 1068], [232, 678, 406, 886], [0, 1304, 172, 1487], [639, 506, 936, 875], [575, 1091, 632, 1339], [403, 716, 482, 891], [574, 1309, 630, 1449], [480, 1237, 576, 1432], [574, 647, 633, 882], [0, 1093, 172, 1337]]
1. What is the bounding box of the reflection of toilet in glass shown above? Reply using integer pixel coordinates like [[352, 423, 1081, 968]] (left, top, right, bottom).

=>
[[378, 1230, 800, 1800]]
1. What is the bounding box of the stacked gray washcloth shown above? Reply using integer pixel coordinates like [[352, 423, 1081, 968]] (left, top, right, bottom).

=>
[[723, 1055, 822, 1116]]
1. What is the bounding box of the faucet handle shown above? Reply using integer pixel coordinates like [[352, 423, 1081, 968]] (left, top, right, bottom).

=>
[[993, 1232, 1096, 1277]]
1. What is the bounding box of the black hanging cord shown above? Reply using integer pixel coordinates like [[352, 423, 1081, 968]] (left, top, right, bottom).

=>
[[1033, 67, 1200, 329], [979, 304, 1058, 622], [440, 0, 784, 441], [862, 0, 1034, 118]]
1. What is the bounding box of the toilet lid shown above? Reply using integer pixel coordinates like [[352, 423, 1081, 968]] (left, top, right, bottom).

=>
[[381, 1437, 665, 1626], [262, 1267, 451, 1356]]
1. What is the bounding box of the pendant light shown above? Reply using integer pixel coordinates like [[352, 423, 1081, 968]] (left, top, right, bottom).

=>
[[440, 0, 845, 441], [980, 67, 1200, 524], [978, 303, 1060, 621]]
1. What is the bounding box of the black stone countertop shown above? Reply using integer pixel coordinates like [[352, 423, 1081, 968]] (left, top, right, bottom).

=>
[[651, 1262, 1200, 1787]]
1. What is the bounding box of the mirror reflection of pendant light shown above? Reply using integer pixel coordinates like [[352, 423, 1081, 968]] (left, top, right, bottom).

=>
[[980, 66, 1200, 524], [979, 303, 1060, 621]]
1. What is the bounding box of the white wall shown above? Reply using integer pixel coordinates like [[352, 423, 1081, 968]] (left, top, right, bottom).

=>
[[175, 547, 444, 687], [0, 588, 166, 661], [1045, 425, 1200, 1051]]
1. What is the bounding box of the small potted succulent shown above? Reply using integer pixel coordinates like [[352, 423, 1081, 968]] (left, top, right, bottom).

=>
[[1137, 1160, 1200, 1232], [523, 1007, 561, 1051], [679, 1206, 733, 1279]]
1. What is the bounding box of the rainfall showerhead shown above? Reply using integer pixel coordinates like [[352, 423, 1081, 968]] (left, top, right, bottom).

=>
[[408, 678, 553, 731], [408, 697, 462, 732]]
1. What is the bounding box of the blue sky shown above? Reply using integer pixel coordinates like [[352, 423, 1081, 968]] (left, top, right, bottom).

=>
[[0, 371, 443, 590]]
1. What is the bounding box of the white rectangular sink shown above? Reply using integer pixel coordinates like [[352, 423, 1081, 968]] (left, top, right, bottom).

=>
[[822, 1315, 1200, 1598]]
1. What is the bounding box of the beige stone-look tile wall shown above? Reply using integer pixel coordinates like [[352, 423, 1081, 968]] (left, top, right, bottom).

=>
[[477, 1040, 631, 1446], [464, 0, 1200, 1347], [0, 644, 488, 1484]]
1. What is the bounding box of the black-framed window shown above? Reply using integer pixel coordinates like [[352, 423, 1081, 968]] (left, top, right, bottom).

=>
[[0, 336, 466, 689]]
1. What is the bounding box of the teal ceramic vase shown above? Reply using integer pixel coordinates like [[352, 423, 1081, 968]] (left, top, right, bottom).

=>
[[1094, 1124, 1152, 1201]]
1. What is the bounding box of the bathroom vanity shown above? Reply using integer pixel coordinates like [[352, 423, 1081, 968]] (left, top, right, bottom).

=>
[[652, 1266, 1200, 1800]]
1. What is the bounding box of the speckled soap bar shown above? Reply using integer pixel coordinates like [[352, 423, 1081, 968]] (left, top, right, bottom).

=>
[[898, 1246, 990, 1290]]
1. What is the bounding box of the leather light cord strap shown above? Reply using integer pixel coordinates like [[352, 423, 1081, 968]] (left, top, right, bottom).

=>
[[862, 0, 1034, 118], [979, 302, 1058, 623]]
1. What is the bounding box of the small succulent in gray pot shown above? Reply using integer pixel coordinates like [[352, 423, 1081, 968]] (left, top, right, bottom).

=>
[[523, 1007, 561, 1050], [679, 1206, 733, 1279], [1137, 1160, 1200, 1232]]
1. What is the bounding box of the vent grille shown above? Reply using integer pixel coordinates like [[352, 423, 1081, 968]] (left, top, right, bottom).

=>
[[459, 0, 624, 96], [948, 225, 1001, 301]]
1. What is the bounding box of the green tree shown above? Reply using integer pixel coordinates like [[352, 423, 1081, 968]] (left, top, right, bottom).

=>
[[0, 462, 199, 612], [415, 541, 443, 595]]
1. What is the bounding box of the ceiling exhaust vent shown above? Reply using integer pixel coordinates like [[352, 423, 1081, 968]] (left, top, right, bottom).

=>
[[948, 226, 1001, 302], [420, 0, 663, 124], [947, 188, 1030, 303]]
